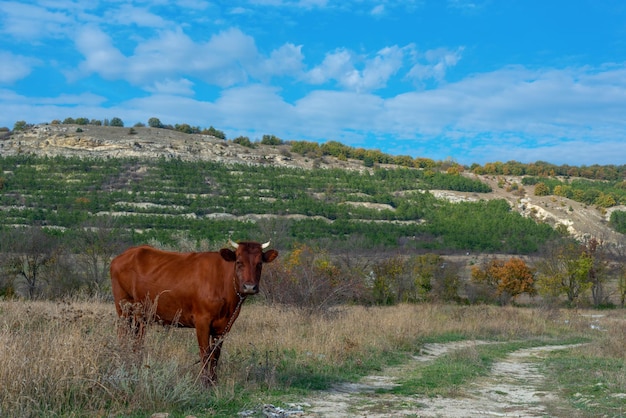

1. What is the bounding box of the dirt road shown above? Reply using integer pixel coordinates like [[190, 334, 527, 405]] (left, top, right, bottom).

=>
[[269, 341, 582, 417]]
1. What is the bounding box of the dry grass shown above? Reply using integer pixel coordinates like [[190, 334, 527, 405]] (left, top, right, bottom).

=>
[[0, 299, 623, 417]]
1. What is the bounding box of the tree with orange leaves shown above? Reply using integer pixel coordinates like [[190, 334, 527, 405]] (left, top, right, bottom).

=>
[[471, 257, 537, 305]]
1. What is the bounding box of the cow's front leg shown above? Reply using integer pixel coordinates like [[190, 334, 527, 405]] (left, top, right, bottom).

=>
[[207, 334, 224, 384], [196, 322, 223, 387]]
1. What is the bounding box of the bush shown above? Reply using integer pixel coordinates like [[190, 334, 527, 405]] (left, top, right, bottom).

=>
[[261, 244, 366, 310], [261, 134, 282, 145], [13, 121, 28, 131], [233, 136, 254, 148], [534, 182, 550, 196], [201, 126, 226, 139]]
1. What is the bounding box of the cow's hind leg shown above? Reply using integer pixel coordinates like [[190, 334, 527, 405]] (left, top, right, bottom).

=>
[[116, 299, 147, 353]]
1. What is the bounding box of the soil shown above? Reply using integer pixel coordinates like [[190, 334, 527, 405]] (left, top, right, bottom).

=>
[[261, 341, 584, 418]]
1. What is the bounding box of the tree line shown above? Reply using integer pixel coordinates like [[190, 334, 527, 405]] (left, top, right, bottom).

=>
[[2, 225, 624, 310]]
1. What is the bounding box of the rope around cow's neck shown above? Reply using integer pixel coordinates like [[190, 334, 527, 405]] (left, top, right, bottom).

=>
[[225, 275, 246, 334]]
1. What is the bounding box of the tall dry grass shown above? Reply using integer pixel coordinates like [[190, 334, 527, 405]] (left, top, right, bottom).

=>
[[0, 299, 623, 416], [0, 299, 206, 416]]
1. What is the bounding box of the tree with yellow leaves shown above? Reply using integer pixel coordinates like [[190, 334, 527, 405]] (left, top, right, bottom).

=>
[[535, 238, 608, 306]]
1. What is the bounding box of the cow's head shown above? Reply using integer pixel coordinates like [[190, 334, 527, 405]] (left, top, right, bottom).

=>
[[220, 240, 279, 295]]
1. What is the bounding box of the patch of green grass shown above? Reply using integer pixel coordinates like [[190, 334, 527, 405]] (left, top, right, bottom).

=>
[[274, 347, 410, 391], [542, 351, 626, 418], [419, 331, 469, 344]]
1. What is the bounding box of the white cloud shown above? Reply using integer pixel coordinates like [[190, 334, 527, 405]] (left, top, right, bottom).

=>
[[360, 46, 404, 90], [247, 0, 328, 8], [72, 26, 263, 88], [228, 6, 250, 15], [370, 4, 385, 16], [295, 90, 384, 132], [104, 5, 168, 28], [216, 84, 294, 123], [257, 43, 305, 79], [0, 90, 107, 127], [176, 0, 211, 11], [0, 1, 73, 39], [447, 0, 487, 13], [379, 63, 626, 159], [305, 46, 405, 92], [0, 51, 38, 83], [36, 92, 107, 106], [146, 78, 195, 96], [406, 47, 464, 83], [305, 48, 354, 85], [74, 25, 127, 80]]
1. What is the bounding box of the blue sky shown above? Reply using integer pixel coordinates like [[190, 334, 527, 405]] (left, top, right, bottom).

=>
[[1, 1, 626, 166]]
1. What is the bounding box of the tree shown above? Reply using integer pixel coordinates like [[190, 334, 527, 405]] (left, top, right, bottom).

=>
[[408, 254, 460, 302], [471, 257, 536, 305], [371, 256, 404, 305], [110, 117, 124, 127], [73, 218, 127, 293], [148, 117, 163, 128], [582, 237, 609, 307], [2, 227, 56, 299], [535, 239, 592, 305]]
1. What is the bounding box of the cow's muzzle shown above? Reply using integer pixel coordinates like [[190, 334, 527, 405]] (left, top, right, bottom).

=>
[[241, 283, 259, 294]]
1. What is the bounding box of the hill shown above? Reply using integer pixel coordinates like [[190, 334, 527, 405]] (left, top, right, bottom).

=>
[[1, 123, 625, 250]]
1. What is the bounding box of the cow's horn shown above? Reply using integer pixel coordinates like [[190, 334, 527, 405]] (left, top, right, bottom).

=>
[[229, 238, 239, 249], [261, 240, 271, 249]]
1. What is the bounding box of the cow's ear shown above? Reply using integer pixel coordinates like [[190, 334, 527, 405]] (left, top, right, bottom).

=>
[[263, 249, 278, 263], [220, 248, 236, 262]]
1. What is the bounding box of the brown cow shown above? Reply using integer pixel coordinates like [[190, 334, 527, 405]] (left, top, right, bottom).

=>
[[109, 240, 278, 386]]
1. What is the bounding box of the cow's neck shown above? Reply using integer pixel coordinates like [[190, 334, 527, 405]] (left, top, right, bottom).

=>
[[230, 274, 246, 302], [222, 273, 246, 334]]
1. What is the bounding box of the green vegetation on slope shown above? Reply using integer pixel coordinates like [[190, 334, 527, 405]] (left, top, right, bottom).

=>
[[0, 154, 557, 253]]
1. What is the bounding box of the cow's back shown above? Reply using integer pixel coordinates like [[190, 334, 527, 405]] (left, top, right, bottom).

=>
[[110, 245, 228, 323]]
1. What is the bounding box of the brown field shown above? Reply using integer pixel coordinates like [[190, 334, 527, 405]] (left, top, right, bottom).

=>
[[0, 298, 624, 417]]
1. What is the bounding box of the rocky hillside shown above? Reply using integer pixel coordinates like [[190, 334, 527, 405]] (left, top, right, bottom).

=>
[[0, 124, 364, 170], [2, 123, 625, 248]]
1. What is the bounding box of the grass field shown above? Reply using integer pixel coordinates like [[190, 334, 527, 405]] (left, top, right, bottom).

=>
[[0, 298, 624, 417]]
